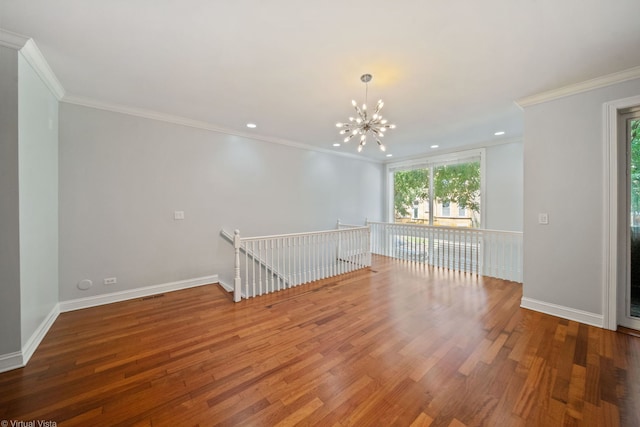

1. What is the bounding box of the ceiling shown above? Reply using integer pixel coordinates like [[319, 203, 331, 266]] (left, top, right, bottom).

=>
[[2, 1, 640, 161]]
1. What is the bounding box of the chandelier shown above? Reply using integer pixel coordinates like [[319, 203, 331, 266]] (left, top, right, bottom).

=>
[[336, 73, 396, 152]]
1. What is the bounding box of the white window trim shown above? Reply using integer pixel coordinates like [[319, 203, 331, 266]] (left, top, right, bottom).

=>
[[385, 148, 486, 226], [603, 94, 640, 330]]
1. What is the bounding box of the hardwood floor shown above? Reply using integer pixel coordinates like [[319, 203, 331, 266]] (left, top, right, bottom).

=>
[[1, 255, 639, 426]]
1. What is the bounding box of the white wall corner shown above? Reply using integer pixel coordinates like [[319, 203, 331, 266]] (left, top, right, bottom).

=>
[[0, 303, 62, 373], [19, 39, 65, 100], [22, 304, 61, 366], [0, 304, 61, 373], [59, 274, 219, 312], [516, 66, 640, 108], [520, 297, 604, 328]]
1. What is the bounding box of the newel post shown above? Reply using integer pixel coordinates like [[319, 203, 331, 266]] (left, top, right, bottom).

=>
[[233, 229, 242, 302]]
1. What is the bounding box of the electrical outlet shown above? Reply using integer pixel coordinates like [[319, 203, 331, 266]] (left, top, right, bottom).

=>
[[174, 211, 185, 220], [104, 277, 117, 285]]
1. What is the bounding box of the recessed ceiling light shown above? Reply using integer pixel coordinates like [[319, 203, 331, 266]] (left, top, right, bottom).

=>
[[494, 131, 505, 136], [246, 123, 257, 128], [386, 154, 393, 157], [430, 145, 439, 149], [333, 143, 341, 147]]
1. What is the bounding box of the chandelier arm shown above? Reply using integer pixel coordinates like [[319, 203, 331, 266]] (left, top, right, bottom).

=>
[[337, 73, 395, 153]]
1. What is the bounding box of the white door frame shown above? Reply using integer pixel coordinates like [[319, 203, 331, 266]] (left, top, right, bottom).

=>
[[603, 94, 640, 330]]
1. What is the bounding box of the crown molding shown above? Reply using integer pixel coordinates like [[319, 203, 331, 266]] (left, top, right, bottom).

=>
[[0, 28, 29, 49], [20, 39, 65, 100], [62, 95, 382, 164], [384, 136, 522, 164], [516, 66, 640, 108]]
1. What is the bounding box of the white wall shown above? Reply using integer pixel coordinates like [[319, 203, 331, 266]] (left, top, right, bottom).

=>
[[59, 103, 384, 301], [0, 45, 22, 356], [18, 53, 59, 346], [523, 77, 640, 317], [485, 141, 523, 231]]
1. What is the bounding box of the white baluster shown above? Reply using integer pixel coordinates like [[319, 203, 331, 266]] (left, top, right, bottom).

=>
[[356, 228, 361, 269], [349, 229, 354, 271], [415, 226, 420, 265], [311, 234, 316, 280], [302, 235, 307, 283], [314, 233, 318, 279], [301, 234, 305, 285], [233, 230, 242, 302], [323, 233, 328, 279], [287, 237, 292, 288], [272, 238, 276, 291], [251, 240, 256, 297], [455, 229, 459, 271], [258, 240, 263, 295], [244, 238, 250, 297]]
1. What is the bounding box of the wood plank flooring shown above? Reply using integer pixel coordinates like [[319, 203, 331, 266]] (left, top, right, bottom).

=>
[[1, 255, 639, 426]]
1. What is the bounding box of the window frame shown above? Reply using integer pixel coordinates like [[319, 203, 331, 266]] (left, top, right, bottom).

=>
[[385, 148, 486, 227]]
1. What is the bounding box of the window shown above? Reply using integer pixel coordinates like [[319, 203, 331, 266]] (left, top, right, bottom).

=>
[[442, 201, 451, 216], [388, 149, 484, 228]]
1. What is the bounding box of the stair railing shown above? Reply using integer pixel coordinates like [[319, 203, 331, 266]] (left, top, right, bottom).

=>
[[224, 224, 371, 302], [367, 221, 522, 282]]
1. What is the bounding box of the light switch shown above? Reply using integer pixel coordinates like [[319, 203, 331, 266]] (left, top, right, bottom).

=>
[[174, 211, 185, 220], [538, 213, 549, 225]]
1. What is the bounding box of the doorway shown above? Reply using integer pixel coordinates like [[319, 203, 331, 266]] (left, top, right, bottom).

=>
[[605, 95, 640, 331], [621, 111, 640, 330]]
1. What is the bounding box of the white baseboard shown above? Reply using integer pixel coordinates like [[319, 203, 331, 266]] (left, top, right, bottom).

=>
[[22, 304, 61, 364], [520, 297, 604, 328], [59, 274, 219, 312], [218, 280, 233, 293], [0, 351, 24, 374], [0, 304, 61, 373], [0, 274, 219, 373]]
